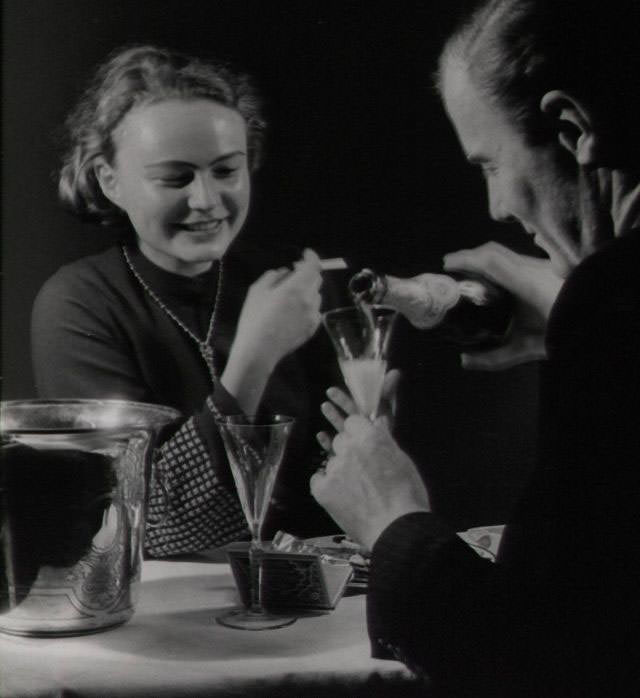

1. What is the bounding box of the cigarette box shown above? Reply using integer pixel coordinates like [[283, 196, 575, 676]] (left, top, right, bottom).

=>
[[224, 542, 353, 611]]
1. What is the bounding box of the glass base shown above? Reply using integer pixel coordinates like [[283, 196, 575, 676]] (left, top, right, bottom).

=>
[[216, 607, 297, 631]]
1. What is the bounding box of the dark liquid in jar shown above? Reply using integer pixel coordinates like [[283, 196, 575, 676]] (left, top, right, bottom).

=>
[[0, 442, 116, 610]]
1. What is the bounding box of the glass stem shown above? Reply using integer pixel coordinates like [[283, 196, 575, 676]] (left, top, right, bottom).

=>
[[248, 539, 263, 615]]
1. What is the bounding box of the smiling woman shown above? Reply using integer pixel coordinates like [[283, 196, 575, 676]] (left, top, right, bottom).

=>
[[95, 99, 251, 275], [31, 45, 339, 556]]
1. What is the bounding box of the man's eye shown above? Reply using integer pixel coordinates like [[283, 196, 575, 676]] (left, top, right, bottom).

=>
[[481, 165, 497, 178]]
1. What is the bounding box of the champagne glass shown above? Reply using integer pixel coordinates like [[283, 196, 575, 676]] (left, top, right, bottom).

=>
[[322, 305, 397, 420], [215, 414, 296, 630]]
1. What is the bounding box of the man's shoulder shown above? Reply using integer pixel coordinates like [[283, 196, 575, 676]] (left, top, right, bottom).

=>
[[549, 230, 640, 351], [571, 229, 640, 288]]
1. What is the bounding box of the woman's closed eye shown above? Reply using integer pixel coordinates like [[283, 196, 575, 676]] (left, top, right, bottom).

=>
[[213, 165, 240, 180], [157, 174, 193, 187], [147, 167, 194, 187]]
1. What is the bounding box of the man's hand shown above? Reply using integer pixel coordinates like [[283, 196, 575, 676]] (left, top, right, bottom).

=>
[[311, 414, 430, 552], [443, 242, 564, 370], [315, 369, 401, 452]]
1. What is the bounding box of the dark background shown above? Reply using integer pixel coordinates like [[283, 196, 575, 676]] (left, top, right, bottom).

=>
[[2, 0, 539, 528]]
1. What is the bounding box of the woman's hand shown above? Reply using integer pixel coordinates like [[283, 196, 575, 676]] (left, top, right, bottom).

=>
[[235, 248, 322, 365], [316, 369, 401, 452], [311, 415, 430, 552], [221, 249, 322, 413], [443, 242, 564, 370]]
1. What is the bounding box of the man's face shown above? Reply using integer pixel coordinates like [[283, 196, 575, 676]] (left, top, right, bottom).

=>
[[442, 61, 582, 278]]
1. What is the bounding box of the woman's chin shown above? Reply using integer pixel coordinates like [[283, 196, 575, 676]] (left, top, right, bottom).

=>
[[180, 229, 239, 260]]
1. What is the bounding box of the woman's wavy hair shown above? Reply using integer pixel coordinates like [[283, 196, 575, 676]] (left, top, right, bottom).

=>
[[437, 0, 640, 168], [58, 45, 266, 225]]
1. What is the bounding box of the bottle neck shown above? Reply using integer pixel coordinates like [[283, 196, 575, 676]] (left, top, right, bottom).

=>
[[348, 268, 388, 304]]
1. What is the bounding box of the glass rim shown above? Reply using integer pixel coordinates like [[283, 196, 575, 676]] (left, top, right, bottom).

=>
[[322, 304, 397, 318], [214, 413, 295, 427], [0, 398, 180, 434]]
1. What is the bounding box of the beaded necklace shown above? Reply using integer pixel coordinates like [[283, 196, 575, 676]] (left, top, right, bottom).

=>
[[122, 246, 269, 474], [122, 246, 275, 469], [122, 245, 223, 384]]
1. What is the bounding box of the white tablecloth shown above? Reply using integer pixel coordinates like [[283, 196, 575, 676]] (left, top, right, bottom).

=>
[[1, 557, 421, 697]]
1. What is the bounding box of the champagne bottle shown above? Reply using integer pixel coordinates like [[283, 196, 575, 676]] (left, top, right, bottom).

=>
[[349, 268, 513, 347]]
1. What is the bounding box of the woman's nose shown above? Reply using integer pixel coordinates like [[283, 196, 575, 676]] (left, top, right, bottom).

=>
[[188, 174, 221, 210]]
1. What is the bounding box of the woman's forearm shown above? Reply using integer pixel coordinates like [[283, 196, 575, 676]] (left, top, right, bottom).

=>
[[220, 344, 278, 415]]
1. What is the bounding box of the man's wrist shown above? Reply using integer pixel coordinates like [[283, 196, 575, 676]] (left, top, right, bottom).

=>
[[363, 506, 432, 551]]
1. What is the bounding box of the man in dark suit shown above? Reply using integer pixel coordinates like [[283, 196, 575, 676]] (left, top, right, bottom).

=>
[[312, 1, 640, 695]]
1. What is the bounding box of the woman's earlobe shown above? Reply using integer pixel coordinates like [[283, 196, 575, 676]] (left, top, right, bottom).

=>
[[94, 159, 120, 205]]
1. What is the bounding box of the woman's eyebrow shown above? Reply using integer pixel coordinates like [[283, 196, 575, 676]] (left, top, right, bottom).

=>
[[144, 151, 247, 170]]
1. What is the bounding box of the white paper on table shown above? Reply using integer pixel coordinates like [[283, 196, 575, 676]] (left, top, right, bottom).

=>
[[457, 524, 505, 562]]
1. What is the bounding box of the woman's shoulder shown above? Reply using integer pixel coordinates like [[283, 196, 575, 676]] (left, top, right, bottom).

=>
[[38, 246, 128, 295], [33, 246, 132, 321]]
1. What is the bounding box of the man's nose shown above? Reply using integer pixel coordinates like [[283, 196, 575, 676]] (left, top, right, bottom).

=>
[[487, 182, 510, 223], [188, 174, 222, 210]]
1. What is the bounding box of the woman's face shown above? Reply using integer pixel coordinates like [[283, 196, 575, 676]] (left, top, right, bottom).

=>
[[100, 98, 250, 276]]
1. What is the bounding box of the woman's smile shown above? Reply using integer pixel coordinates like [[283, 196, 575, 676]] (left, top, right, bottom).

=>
[[176, 218, 227, 234]]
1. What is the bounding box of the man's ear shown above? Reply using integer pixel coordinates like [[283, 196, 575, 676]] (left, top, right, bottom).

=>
[[540, 90, 599, 166], [94, 158, 121, 206]]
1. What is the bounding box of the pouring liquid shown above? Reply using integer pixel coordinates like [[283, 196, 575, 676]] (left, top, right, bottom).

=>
[[338, 357, 387, 420], [345, 293, 388, 419]]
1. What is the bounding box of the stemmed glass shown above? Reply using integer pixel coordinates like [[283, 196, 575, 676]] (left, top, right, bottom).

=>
[[322, 305, 397, 420], [215, 413, 297, 630]]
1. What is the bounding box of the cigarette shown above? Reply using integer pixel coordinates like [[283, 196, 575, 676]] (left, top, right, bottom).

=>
[[319, 257, 348, 271]]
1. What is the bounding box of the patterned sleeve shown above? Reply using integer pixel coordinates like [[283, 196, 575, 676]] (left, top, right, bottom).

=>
[[144, 410, 249, 557]]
